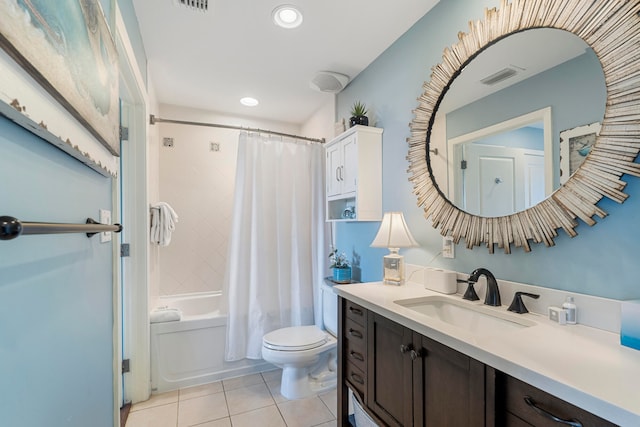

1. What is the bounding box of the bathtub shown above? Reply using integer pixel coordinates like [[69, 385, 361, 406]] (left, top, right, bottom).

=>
[[150, 292, 272, 393]]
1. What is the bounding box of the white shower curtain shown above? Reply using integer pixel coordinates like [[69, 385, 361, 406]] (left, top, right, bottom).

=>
[[224, 132, 326, 361]]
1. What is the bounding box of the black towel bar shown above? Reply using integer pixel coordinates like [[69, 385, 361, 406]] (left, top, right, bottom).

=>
[[0, 216, 123, 241]]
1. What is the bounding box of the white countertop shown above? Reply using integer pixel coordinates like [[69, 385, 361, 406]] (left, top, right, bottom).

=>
[[334, 281, 640, 427]]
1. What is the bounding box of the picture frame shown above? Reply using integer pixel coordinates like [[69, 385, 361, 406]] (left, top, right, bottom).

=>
[[0, 0, 119, 156], [559, 122, 601, 185]]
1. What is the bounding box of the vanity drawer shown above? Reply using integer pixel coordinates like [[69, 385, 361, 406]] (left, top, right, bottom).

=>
[[499, 373, 617, 427], [345, 300, 366, 324], [345, 360, 366, 399], [345, 316, 366, 344], [345, 333, 366, 372]]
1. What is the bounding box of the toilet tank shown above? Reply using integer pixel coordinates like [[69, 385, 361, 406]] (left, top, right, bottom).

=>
[[321, 282, 338, 336]]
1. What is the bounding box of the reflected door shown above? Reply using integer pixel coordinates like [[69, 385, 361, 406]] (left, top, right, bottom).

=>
[[463, 144, 543, 216]]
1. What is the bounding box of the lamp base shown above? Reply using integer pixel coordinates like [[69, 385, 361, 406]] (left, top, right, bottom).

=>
[[382, 252, 404, 286]]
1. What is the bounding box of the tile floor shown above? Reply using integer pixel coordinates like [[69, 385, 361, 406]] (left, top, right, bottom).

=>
[[125, 370, 337, 427]]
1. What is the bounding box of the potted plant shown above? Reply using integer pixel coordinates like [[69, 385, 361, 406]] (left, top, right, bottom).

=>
[[349, 101, 369, 127], [329, 248, 352, 283]]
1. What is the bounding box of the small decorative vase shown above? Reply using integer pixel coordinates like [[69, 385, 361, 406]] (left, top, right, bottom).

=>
[[349, 115, 369, 127], [332, 267, 352, 283]]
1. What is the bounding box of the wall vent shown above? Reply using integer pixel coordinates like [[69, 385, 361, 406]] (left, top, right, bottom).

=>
[[176, 0, 209, 12], [480, 67, 519, 86]]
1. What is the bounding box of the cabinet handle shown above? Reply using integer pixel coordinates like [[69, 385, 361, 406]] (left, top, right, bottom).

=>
[[350, 351, 364, 362], [400, 344, 413, 354], [335, 167, 341, 182], [410, 349, 424, 361], [524, 396, 583, 427], [348, 328, 363, 339], [350, 372, 365, 385], [348, 306, 363, 316]]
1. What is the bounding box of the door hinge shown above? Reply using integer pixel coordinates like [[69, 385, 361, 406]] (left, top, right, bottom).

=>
[[460, 160, 467, 170], [120, 243, 130, 257], [122, 359, 130, 374], [120, 126, 129, 141]]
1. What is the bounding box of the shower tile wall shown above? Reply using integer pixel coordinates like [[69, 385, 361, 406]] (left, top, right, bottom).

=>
[[158, 123, 239, 296]]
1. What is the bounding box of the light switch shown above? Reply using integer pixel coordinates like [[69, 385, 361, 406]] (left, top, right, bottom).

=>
[[442, 236, 454, 258], [99, 209, 112, 243]]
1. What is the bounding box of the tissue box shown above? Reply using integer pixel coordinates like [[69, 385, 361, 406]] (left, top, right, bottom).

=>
[[621, 299, 640, 351], [424, 268, 457, 294]]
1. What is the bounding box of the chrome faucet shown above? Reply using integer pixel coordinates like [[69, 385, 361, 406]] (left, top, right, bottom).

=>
[[467, 268, 501, 306]]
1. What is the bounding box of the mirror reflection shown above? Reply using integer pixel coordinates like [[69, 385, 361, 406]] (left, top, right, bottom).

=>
[[429, 28, 606, 217]]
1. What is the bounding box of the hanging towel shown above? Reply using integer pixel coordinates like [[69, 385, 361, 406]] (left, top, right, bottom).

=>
[[150, 307, 182, 323], [150, 202, 179, 246]]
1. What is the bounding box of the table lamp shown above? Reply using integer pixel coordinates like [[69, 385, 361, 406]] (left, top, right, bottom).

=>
[[370, 212, 418, 285]]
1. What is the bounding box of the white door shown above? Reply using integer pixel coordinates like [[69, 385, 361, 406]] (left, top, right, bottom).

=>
[[326, 143, 342, 197], [341, 134, 358, 194], [117, 8, 150, 411], [523, 154, 545, 208], [463, 144, 544, 216]]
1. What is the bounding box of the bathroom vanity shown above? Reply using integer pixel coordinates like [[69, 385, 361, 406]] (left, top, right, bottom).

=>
[[335, 282, 640, 426]]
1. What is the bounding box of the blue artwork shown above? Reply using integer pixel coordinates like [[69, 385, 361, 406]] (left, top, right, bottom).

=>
[[0, 0, 119, 155]]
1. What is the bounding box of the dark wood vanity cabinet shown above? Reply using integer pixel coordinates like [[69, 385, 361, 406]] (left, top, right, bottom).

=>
[[366, 312, 414, 426], [493, 371, 618, 427], [338, 297, 485, 426], [337, 297, 618, 427]]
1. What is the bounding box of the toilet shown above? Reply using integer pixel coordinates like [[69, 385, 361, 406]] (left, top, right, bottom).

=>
[[262, 282, 338, 399]]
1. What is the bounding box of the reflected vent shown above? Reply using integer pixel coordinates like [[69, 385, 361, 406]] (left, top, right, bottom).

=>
[[480, 67, 519, 86], [176, 0, 209, 12]]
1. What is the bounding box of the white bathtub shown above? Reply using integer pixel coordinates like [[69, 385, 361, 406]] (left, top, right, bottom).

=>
[[150, 292, 271, 393]]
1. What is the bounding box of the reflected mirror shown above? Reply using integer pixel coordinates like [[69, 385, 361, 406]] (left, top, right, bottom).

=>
[[429, 28, 606, 217]]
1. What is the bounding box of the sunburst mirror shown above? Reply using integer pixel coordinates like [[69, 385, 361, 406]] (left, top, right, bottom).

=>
[[408, 0, 640, 253]]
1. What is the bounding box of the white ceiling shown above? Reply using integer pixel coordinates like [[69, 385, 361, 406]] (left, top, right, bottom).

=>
[[440, 28, 591, 114], [131, 0, 440, 125]]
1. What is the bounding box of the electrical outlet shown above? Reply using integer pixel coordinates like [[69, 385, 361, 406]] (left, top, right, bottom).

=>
[[442, 236, 454, 258], [99, 209, 112, 243]]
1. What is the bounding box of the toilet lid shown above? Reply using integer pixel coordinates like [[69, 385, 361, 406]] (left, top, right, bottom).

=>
[[263, 325, 327, 351]]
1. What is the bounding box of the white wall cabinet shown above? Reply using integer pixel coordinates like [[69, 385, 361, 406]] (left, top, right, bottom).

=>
[[325, 125, 383, 221]]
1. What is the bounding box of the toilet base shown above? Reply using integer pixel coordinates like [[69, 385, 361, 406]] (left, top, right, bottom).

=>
[[280, 365, 337, 400], [278, 349, 337, 399]]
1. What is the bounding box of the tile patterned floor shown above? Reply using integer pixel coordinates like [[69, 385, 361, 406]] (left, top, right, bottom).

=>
[[125, 370, 337, 427]]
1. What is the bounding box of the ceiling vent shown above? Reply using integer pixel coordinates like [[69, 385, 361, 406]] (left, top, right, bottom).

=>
[[176, 0, 208, 12], [480, 66, 520, 86], [310, 71, 350, 93]]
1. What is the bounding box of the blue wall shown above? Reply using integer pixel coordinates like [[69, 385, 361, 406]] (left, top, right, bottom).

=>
[[0, 118, 114, 426], [335, 0, 640, 300], [448, 50, 605, 189]]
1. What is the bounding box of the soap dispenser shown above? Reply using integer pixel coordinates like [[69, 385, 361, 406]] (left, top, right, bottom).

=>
[[562, 296, 577, 324]]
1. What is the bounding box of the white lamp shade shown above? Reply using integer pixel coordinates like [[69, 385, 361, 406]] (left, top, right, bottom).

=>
[[370, 212, 418, 249]]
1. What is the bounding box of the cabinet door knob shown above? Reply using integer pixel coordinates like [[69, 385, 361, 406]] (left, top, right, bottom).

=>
[[524, 396, 583, 427], [400, 344, 413, 354]]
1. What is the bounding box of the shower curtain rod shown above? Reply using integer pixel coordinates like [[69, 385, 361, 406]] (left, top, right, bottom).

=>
[[149, 115, 325, 143]]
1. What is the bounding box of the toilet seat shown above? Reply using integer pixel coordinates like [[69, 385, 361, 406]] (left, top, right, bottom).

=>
[[263, 325, 327, 351]]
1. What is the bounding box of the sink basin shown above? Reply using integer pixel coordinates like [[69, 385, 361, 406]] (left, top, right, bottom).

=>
[[394, 296, 535, 335]]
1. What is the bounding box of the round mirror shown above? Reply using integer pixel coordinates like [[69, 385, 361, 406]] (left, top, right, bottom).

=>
[[429, 28, 606, 217], [408, 0, 640, 253]]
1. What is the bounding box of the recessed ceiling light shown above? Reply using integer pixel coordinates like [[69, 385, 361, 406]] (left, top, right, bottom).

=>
[[272, 5, 303, 29], [240, 97, 259, 107]]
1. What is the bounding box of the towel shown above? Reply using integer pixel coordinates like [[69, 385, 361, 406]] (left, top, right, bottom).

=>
[[150, 202, 179, 246], [150, 307, 182, 323]]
